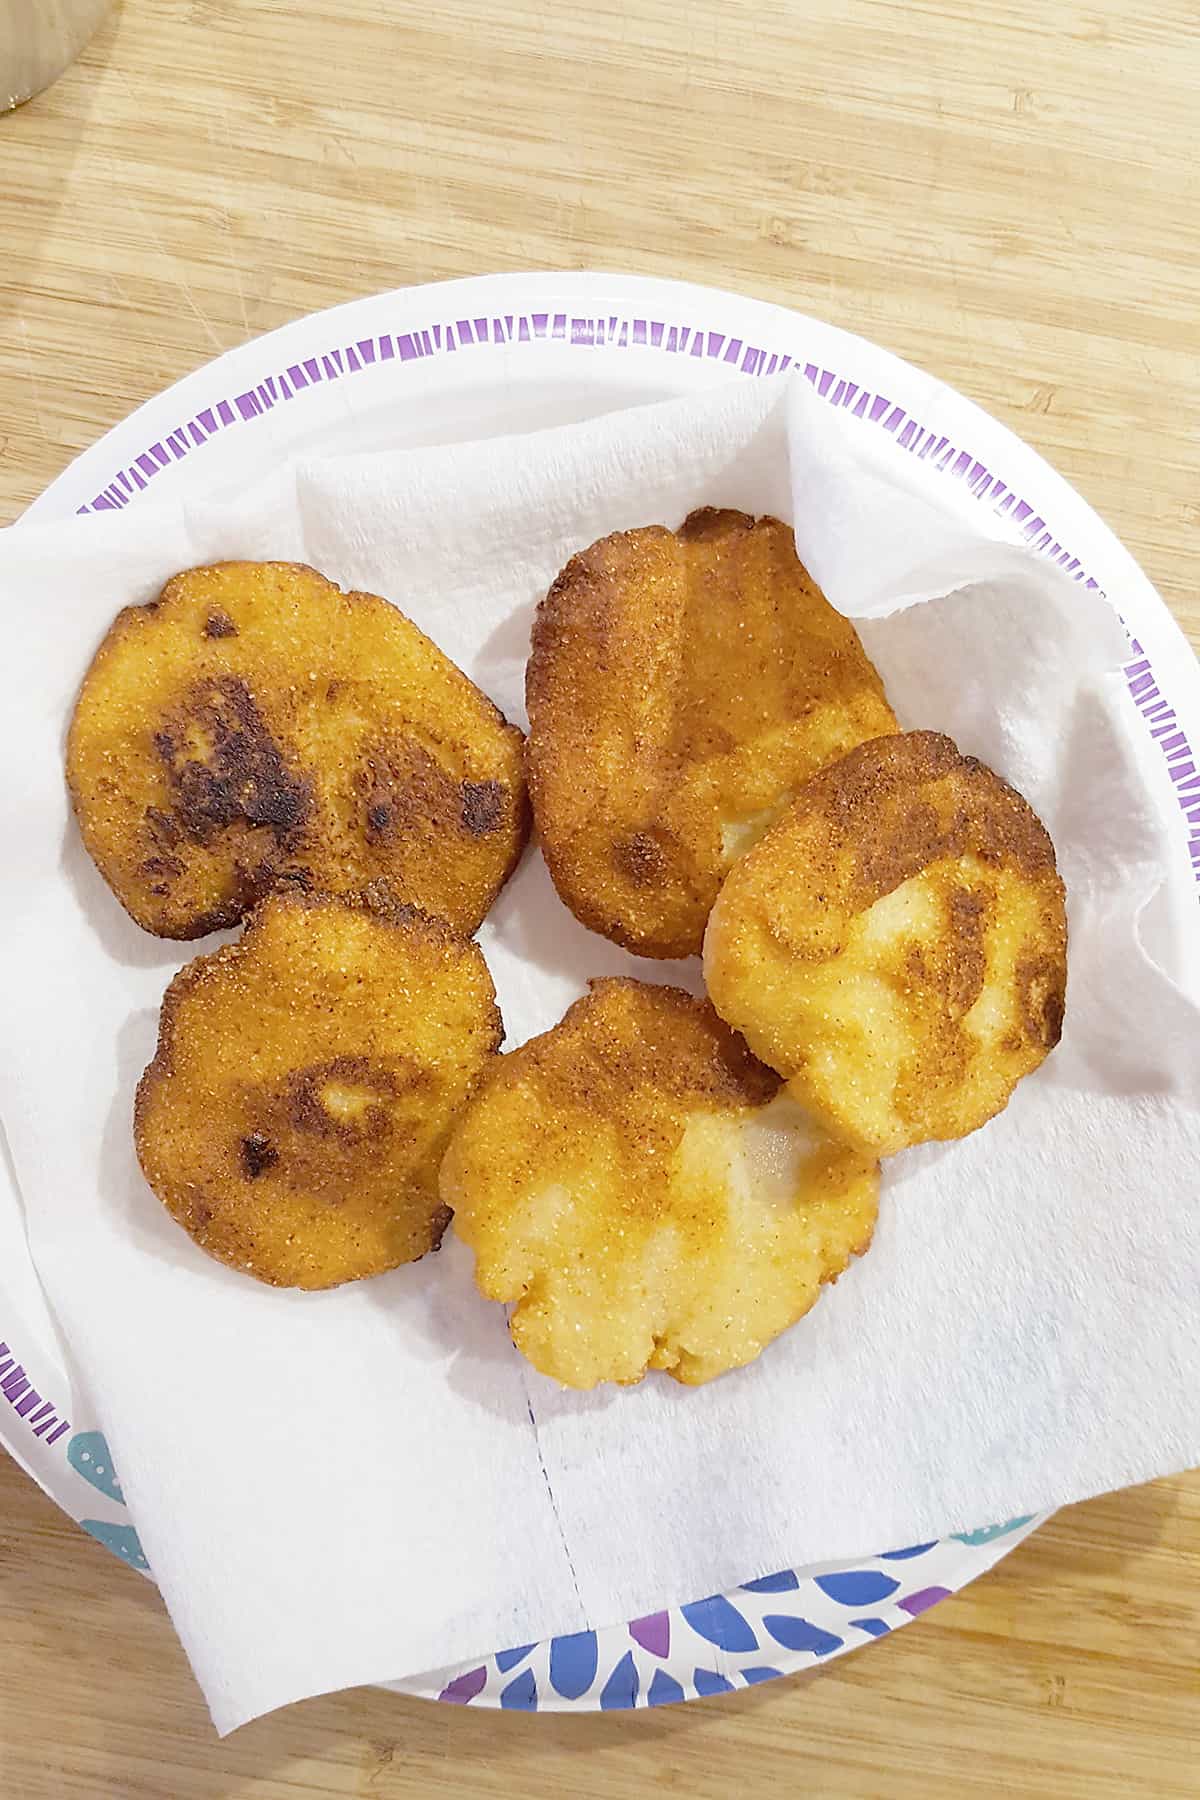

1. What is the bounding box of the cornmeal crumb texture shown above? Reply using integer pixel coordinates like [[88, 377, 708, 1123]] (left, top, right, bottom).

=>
[[68, 561, 528, 938], [527, 509, 896, 958], [704, 731, 1067, 1154], [442, 978, 878, 1387], [135, 891, 502, 1288]]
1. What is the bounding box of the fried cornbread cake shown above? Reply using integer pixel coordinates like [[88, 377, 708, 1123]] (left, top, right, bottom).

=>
[[526, 509, 896, 958], [68, 561, 528, 938], [704, 731, 1068, 1154], [441, 978, 878, 1386], [136, 891, 502, 1288]]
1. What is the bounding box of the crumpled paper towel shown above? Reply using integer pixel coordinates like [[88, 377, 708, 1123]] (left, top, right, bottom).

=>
[[1, 371, 1197, 1733]]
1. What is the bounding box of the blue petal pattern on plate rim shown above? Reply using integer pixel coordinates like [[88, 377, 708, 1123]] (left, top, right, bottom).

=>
[[499, 1668, 538, 1712], [77, 1433, 1043, 1712], [417, 1513, 1042, 1712], [58, 1252, 1043, 1713]]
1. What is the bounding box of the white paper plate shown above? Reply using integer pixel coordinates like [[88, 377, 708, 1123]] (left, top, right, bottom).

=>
[[4, 273, 1197, 1712]]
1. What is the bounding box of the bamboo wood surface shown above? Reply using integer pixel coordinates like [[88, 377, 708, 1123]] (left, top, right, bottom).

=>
[[1, 2, 1197, 1795]]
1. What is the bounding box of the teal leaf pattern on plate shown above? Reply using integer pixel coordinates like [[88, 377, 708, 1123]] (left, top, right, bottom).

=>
[[80, 1520, 148, 1571], [68, 1432, 124, 1504]]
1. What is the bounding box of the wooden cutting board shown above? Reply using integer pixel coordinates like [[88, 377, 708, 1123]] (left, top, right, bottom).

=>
[[1, 2, 1197, 1794]]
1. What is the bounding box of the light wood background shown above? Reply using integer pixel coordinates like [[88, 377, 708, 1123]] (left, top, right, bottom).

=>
[[1, 2, 1197, 1795]]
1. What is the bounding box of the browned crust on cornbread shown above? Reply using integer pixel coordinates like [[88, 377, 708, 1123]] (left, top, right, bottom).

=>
[[526, 510, 897, 959], [68, 561, 529, 939], [704, 730, 1068, 1154], [135, 890, 502, 1288]]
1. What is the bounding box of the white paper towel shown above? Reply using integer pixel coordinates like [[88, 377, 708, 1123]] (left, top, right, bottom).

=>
[[1, 372, 1198, 1732]]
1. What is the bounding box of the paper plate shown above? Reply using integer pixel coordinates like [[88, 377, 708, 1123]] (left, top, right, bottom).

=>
[[4, 272, 1198, 1712]]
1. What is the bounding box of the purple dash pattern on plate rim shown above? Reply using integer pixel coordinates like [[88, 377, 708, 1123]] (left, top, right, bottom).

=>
[[0, 1337, 71, 1450], [4, 301, 1192, 1710], [71, 307, 1200, 897]]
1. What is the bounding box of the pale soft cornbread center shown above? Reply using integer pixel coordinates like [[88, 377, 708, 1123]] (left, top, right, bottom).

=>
[[441, 979, 878, 1388]]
